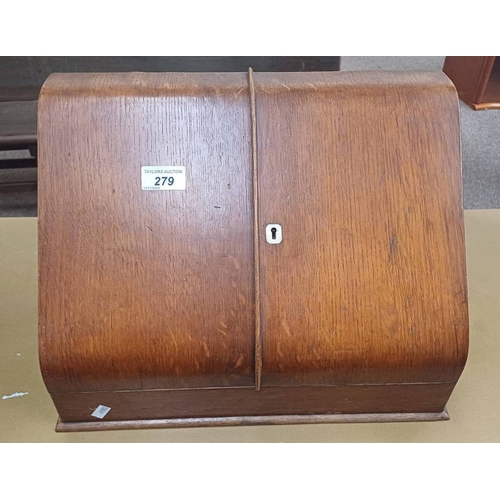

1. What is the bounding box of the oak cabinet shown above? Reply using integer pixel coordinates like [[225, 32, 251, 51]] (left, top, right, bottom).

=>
[[38, 71, 468, 431]]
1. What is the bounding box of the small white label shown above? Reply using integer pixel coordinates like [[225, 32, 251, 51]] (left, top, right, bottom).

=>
[[2, 392, 29, 400], [91, 405, 111, 419], [141, 166, 186, 190]]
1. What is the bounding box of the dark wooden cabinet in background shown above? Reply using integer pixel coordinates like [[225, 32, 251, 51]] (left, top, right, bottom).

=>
[[0, 56, 341, 199], [38, 70, 469, 431], [443, 56, 500, 110]]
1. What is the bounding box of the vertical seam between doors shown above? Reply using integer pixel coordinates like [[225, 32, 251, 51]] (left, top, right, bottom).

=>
[[248, 67, 262, 390]]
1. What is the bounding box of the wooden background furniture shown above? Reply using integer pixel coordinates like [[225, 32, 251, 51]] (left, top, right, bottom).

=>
[[38, 70, 468, 431], [0, 56, 340, 198], [443, 56, 500, 110]]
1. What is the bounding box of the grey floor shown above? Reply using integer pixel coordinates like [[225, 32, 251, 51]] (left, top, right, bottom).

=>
[[1, 56, 499, 216]]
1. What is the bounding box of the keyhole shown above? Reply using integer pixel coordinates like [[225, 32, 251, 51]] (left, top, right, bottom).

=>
[[265, 223, 282, 244]]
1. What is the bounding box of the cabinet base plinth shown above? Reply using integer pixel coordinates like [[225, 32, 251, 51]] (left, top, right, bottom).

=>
[[50, 383, 455, 432], [56, 410, 450, 432]]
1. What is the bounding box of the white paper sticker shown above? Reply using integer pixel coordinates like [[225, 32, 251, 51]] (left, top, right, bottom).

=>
[[2, 392, 29, 400], [91, 405, 111, 419], [141, 166, 186, 191]]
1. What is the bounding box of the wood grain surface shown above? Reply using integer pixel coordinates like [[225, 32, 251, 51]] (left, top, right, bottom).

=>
[[50, 382, 455, 424], [39, 73, 256, 392], [0, 57, 341, 102], [39, 70, 468, 428], [56, 410, 450, 432], [254, 72, 468, 387], [248, 68, 263, 390]]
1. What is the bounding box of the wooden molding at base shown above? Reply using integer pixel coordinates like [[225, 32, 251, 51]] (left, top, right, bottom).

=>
[[56, 409, 450, 432], [470, 102, 500, 110]]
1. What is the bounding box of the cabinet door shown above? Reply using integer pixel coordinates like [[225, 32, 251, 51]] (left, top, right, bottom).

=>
[[254, 72, 468, 387], [39, 73, 256, 392]]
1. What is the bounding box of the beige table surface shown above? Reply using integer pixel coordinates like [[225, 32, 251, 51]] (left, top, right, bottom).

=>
[[0, 211, 499, 442]]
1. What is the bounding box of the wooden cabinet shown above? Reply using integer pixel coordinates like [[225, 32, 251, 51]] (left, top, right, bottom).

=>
[[443, 56, 500, 110], [38, 71, 469, 431]]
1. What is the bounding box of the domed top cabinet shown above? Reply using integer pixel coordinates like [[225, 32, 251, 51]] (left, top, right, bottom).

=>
[[38, 70, 468, 431]]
